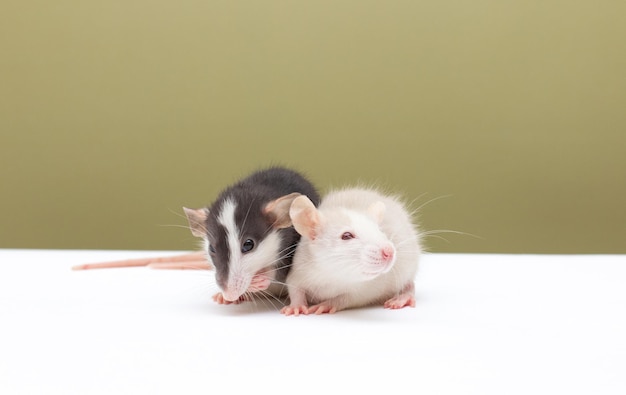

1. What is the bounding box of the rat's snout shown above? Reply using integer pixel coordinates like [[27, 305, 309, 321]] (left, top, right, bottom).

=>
[[222, 273, 251, 302], [222, 288, 242, 302], [361, 243, 396, 278], [376, 243, 397, 273], [221, 268, 272, 301], [381, 245, 395, 262]]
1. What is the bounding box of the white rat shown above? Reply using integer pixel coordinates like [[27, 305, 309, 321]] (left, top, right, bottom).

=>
[[281, 187, 421, 315]]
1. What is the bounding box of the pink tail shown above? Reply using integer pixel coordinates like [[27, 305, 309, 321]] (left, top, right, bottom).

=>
[[72, 252, 210, 271], [148, 261, 212, 270]]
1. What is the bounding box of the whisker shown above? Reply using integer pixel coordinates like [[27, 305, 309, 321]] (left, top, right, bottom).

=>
[[422, 234, 452, 244], [240, 198, 256, 236], [255, 288, 285, 309], [420, 229, 483, 240], [255, 244, 300, 273], [156, 224, 196, 232], [167, 208, 193, 221], [414, 194, 453, 212]]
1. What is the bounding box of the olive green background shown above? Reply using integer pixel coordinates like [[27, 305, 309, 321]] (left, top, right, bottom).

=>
[[2, 1, 625, 253]]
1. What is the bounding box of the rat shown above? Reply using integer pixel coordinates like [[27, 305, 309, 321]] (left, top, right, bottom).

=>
[[73, 166, 321, 306], [280, 187, 421, 315], [180, 166, 321, 304]]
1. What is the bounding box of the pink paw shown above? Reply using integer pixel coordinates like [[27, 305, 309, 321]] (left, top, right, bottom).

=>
[[212, 292, 248, 305], [250, 274, 271, 291], [307, 304, 338, 315], [280, 305, 309, 316], [383, 294, 416, 309]]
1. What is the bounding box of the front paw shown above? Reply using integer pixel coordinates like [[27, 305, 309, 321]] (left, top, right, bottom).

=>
[[250, 273, 271, 291], [280, 305, 309, 316], [212, 292, 249, 305]]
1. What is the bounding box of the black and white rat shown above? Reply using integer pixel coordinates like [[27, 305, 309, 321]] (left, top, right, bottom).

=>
[[280, 187, 421, 315], [184, 167, 320, 304], [73, 166, 321, 305]]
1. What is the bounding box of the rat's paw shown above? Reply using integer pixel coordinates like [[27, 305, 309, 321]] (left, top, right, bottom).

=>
[[280, 305, 309, 316], [250, 274, 271, 291], [383, 294, 416, 309], [307, 303, 338, 315], [212, 292, 249, 305], [212, 292, 230, 304]]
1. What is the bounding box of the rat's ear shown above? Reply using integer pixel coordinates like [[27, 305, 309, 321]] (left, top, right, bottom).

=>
[[289, 195, 321, 240], [183, 207, 209, 238], [367, 201, 386, 224], [263, 192, 302, 229]]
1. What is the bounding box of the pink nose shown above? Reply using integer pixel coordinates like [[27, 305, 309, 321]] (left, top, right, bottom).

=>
[[381, 246, 395, 261]]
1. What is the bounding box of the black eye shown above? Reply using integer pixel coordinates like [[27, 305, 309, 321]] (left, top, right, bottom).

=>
[[208, 244, 216, 254], [241, 239, 255, 253], [341, 232, 355, 240]]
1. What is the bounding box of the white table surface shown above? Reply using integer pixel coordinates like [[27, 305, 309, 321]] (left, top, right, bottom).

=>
[[0, 249, 624, 394]]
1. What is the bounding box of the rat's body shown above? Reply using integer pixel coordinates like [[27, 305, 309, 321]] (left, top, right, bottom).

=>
[[184, 167, 320, 304], [281, 188, 420, 315], [73, 166, 320, 305]]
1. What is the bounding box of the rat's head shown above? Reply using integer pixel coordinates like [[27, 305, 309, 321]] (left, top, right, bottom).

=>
[[290, 195, 397, 282], [184, 193, 301, 301]]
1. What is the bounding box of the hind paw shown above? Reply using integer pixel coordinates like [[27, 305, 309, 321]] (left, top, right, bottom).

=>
[[383, 294, 415, 309], [307, 303, 338, 315]]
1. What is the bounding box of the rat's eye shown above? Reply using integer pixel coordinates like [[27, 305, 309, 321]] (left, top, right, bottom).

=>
[[208, 244, 216, 254], [341, 232, 355, 240], [242, 239, 255, 253]]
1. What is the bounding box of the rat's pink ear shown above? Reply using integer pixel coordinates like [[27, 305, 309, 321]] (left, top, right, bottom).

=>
[[367, 201, 386, 224], [289, 195, 320, 240], [183, 207, 209, 238], [263, 192, 302, 229]]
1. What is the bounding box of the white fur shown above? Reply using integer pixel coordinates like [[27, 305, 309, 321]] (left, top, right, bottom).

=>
[[286, 188, 421, 311]]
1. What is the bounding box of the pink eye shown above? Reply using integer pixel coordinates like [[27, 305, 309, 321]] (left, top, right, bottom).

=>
[[341, 232, 355, 240]]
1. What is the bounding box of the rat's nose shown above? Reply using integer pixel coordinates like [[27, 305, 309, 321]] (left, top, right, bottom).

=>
[[222, 288, 242, 302], [381, 245, 395, 261], [223, 273, 250, 301]]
